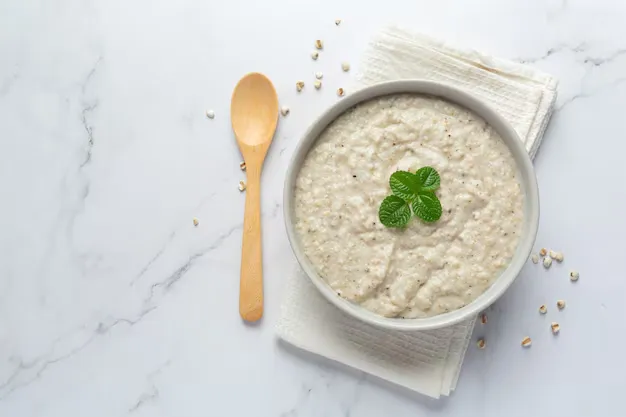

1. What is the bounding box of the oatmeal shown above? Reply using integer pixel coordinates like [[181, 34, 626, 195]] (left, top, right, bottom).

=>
[[293, 94, 524, 318]]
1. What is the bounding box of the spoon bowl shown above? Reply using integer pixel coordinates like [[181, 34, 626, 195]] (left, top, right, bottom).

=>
[[232, 73, 279, 147]]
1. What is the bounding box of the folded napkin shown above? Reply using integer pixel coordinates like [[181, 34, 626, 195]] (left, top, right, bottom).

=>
[[276, 26, 558, 398]]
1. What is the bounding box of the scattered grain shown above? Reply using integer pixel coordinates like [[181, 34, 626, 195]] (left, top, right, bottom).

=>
[[239, 161, 246, 171], [570, 271, 579, 281], [335, 19, 342, 26], [337, 87, 345, 97], [280, 106, 290, 117], [477, 338, 486, 349], [539, 248, 547, 257], [341, 62, 350, 72], [314, 80, 322, 89], [557, 300, 566, 310], [296, 81, 305, 92], [315, 72, 323, 79], [315, 39, 323, 49], [531, 254, 539, 264], [521, 336, 532, 347], [480, 313, 488, 324], [311, 51, 319, 60], [193, 217, 199, 227], [238, 181, 246, 192], [539, 304, 547, 314], [543, 256, 553, 269], [551, 322, 560, 335], [554, 252, 564, 262], [205, 110, 215, 119]]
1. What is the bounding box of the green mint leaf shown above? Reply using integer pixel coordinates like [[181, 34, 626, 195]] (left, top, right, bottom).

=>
[[389, 171, 421, 201], [379, 195, 411, 228], [416, 166, 440, 191], [411, 191, 442, 223]]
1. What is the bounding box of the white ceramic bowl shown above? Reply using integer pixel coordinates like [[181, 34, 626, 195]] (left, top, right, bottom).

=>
[[283, 80, 539, 331]]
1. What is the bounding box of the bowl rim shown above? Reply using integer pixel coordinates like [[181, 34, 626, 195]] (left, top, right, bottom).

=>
[[283, 80, 540, 331]]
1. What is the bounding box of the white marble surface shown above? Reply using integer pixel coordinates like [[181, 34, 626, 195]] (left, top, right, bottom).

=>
[[2, 0, 626, 415]]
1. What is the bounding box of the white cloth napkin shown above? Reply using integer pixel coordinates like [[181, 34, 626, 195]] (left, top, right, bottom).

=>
[[276, 26, 558, 399]]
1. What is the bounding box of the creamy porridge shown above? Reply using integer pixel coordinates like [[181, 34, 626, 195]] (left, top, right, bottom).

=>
[[293, 94, 524, 318]]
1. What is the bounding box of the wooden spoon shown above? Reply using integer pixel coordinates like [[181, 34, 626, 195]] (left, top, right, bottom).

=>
[[231, 72, 279, 322]]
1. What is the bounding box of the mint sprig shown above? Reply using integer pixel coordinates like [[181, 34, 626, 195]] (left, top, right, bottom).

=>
[[378, 166, 443, 228]]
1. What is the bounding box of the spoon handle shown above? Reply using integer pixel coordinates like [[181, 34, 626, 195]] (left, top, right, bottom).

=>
[[239, 168, 263, 322]]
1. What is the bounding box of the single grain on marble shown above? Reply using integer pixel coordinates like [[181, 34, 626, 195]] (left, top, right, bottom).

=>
[[543, 257, 553, 268]]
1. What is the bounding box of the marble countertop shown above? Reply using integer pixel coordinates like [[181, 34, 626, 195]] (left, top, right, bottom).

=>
[[2, 0, 626, 415]]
